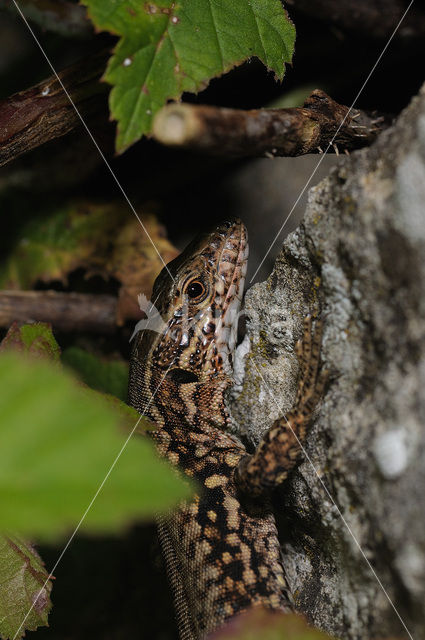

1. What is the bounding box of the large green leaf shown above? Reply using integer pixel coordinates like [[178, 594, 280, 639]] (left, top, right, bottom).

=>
[[0, 351, 193, 541], [62, 346, 129, 401], [81, 0, 295, 151]]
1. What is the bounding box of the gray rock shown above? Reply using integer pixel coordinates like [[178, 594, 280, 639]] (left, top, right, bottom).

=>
[[230, 85, 425, 639]]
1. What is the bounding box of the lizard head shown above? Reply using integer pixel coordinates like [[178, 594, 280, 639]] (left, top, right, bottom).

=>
[[132, 219, 248, 387]]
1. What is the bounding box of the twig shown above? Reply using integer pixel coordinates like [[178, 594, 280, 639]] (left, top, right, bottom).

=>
[[0, 50, 108, 167], [0, 290, 118, 334], [152, 89, 391, 158]]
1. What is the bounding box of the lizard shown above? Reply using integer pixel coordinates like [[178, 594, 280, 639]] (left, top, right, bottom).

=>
[[128, 219, 327, 640]]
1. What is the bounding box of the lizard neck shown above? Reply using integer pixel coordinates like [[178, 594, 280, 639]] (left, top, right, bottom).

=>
[[128, 357, 231, 435]]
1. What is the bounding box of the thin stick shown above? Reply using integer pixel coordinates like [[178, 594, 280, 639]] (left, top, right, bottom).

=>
[[0, 290, 118, 333], [152, 90, 391, 158]]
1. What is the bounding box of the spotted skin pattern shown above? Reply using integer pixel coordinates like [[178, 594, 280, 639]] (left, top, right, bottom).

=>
[[128, 220, 325, 639]]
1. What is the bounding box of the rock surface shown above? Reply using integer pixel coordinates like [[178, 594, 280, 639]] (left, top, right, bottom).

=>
[[230, 85, 425, 640]]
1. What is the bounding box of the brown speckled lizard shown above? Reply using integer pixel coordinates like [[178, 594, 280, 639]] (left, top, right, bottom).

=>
[[128, 219, 326, 640]]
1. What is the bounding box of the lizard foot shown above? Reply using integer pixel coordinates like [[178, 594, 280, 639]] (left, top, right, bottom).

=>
[[235, 315, 328, 496]]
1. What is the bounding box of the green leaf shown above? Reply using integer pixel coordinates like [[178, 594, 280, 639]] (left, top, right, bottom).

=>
[[81, 0, 296, 151], [0, 351, 194, 542], [0, 535, 52, 640], [267, 84, 318, 109], [62, 347, 129, 401], [0, 322, 60, 362]]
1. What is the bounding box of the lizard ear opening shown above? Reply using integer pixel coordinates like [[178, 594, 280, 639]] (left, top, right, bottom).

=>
[[166, 368, 199, 384]]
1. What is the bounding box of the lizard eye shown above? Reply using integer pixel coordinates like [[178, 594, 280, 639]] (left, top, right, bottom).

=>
[[185, 279, 206, 301]]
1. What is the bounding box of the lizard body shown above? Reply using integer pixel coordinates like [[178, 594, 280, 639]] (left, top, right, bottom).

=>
[[128, 220, 325, 639]]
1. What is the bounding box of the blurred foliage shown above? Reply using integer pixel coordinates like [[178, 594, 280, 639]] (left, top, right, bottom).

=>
[[62, 346, 128, 401], [0, 322, 193, 541], [267, 85, 320, 109], [211, 609, 338, 640], [0, 323, 195, 638], [0, 199, 178, 323], [0, 322, 60, 361]]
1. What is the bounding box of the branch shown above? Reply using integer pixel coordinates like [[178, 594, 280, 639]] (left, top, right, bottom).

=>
[[0, 290, 118, 334], [0, 50, 108, 168], [286, 0, 425, 40], [152, 90, 391, 158]]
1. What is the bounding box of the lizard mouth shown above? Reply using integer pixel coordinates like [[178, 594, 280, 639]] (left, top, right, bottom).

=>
[[215, 219, 249, 372]]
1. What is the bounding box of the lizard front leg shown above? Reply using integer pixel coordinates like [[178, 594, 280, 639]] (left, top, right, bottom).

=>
[[234, 316, 327, 496]]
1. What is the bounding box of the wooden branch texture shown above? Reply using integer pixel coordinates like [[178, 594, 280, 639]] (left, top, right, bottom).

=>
[[152, 90, 391, 158], [0, 290, 118, 334], [0, 50, 108, 167]]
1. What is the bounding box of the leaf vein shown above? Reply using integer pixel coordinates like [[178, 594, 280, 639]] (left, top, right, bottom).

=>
[[207, 0, 225, 72]]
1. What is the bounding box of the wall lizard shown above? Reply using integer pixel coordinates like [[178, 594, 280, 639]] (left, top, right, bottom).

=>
[[128, 219, 326, 639]]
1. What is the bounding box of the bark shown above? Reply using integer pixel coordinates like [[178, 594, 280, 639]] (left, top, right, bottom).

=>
[[231, 83, 425, 639], [0, 50, 108, 168], [0, 290, 117, 334], [152, 90, 390, 158]]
